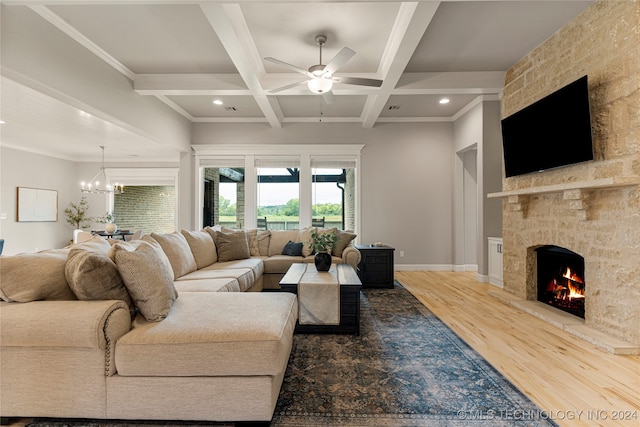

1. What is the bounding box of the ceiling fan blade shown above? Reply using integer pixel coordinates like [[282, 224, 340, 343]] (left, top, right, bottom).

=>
[[323, 47, 355, 75], [264, 57, 312, 77], [333, 76, 383, 88], [270, 80, 308, 93], [322, 90, 335, 104]]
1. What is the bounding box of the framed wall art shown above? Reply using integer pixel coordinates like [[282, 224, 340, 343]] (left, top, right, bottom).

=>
[[17, 187, 58, 222]]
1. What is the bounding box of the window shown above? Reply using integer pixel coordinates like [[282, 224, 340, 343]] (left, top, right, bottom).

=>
[[312, 157, 357, 231], [203, 167, 245, 228], [193, 145, 361, 234], [256, 157, 300, 230]]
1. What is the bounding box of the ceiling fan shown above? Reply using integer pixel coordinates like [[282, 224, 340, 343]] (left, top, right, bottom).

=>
[[264, 35, 383, 104]]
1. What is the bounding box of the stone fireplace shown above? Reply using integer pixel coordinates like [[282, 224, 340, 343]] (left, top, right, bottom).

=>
[[493, 1, 640, 353]]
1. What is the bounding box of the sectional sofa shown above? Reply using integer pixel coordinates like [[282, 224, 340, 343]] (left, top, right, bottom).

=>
[[0, 226, 360, 422]]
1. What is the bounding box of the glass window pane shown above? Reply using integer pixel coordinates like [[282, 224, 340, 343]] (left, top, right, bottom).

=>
[[257, 167, 300, 230], [312, 167, 356, 230], [203, 167, 245, 228]]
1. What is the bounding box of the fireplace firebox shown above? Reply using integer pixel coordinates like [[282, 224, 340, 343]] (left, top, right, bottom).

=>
[[536, 245, 585, 318]]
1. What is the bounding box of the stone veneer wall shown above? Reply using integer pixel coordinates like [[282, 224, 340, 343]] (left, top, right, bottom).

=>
[[501, 1, 640, 345]]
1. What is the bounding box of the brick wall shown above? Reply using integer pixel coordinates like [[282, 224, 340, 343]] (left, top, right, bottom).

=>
[[501, 1, 640, 345], [114, 185, 176, 234]]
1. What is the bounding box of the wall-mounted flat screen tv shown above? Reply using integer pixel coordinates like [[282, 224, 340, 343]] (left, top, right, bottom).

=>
[[501, 75, 594, 178]]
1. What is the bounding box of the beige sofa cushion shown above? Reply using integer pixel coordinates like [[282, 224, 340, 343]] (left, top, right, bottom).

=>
[[114, 292, 298, 377], [109, 241, 178, 322], [180, 229, 217, 268], [263, 255, 305, 274], [150, 232, 198, 278], [0, 248, 75, 302], [65, 247, 133, 313], [174, 278, 241, 293], [268, 230, 298, 256], [177, 267, 255, 292], [211, 229, 250, 262]]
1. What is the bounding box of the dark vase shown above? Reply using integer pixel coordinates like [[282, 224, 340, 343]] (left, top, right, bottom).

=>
[[314, 251, 332, 271]]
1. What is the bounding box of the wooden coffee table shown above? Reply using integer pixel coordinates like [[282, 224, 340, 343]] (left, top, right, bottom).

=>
[[279, 263, 362, 335]]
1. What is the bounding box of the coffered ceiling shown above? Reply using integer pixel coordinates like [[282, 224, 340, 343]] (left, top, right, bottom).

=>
[[0, 0, 593, 161]]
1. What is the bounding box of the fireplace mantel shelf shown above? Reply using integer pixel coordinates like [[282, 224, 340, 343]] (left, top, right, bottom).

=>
[[487, 176, 639, 199], [487, 176, 639, 220]]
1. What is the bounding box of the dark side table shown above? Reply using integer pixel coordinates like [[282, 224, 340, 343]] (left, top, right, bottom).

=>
[[355, 244, 395, 288]]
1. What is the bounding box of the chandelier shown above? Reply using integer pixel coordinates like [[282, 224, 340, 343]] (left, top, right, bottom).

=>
[[80, 146, 124, 194]]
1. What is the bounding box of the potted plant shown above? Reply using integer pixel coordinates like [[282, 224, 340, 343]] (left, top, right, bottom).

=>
[[97, 212, 117, 234], [65, 197, 93, 229], [64, 197, 93, 243], [310, 229, 338, 271]]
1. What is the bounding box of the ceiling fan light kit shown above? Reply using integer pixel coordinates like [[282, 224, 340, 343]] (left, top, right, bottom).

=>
[[264, 34, 383, 102], [308, 77, 333, 93]]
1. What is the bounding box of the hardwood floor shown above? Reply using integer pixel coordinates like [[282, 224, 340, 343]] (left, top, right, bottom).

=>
[[396, 271, 640, 427]]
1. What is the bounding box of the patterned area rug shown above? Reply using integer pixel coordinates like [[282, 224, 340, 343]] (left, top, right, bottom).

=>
[[27, 283, 556, 427]]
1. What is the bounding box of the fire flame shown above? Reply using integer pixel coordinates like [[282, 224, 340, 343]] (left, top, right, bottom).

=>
[[562, 267, 585, 299], [562, 266, 584, 284]]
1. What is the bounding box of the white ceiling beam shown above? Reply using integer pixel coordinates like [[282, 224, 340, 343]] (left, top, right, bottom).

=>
[[200, 3, 283, 128], [133, 71, 504, 96], [134, 74, 249, 93], [361, 1, 441, 128], [28, 5, 136, 81], [396, 71, 506, 91]]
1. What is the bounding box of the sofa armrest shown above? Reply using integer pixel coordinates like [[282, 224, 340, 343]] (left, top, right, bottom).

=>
[[0, 300, 131, 350], [341, 245, 361, 271]]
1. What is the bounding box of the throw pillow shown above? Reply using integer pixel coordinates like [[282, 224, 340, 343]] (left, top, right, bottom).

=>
[[212, 229, 250, 262], [0, 248, 76, 302], [65, 248, 134, 316], [257, 230, 271, 256], [180, 229, 217, 268], [73, 236, 111, 253], [282, 240, 303, 256], [246, 229, 260, 256], [296, 226, 315, 257], [109, 240, 177, 322], [332, 230, 357, 257], [149, 232, 198, 279]]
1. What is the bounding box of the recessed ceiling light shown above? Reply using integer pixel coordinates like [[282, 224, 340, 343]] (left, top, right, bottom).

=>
[[439, 98, 450, 104], [213, 99, 223, 105], [0, 120, 5, 124]]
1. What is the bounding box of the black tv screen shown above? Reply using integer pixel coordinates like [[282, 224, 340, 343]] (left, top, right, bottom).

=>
[[501, 75, 594, 177]]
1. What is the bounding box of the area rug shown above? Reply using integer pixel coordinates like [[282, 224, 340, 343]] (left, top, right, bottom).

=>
[[28, 282, 556, 427]]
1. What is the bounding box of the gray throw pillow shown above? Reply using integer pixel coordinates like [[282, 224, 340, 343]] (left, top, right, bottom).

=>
[[213, 230, 250, 262], [282, 240, 303, 256], [65, 248, 134, 316], [109, 241, 178, 322]]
